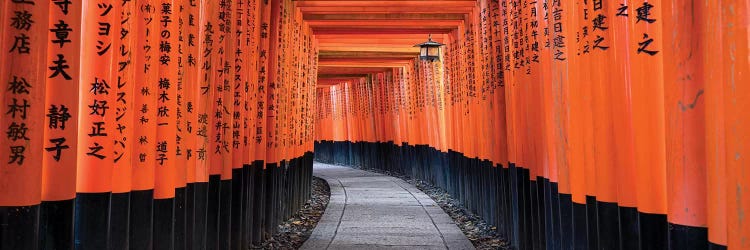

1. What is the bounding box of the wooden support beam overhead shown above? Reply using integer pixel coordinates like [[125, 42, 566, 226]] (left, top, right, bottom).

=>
[[315, 34, 449, 39], [296, 0, 460, 81], [303, 13, 466, 20], [318, 67, 396, 75], [319, 51, 418, 58], [306, 20, 463, 28], [312, 28, 454, 35], [317, 46, 421, 53], [295, 1, 477, 8]]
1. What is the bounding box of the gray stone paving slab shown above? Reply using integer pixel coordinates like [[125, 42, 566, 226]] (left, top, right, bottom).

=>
[[301, 162, 475, 250]]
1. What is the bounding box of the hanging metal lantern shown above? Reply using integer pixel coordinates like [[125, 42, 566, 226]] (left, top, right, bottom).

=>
[[415, 34, 444, 61]]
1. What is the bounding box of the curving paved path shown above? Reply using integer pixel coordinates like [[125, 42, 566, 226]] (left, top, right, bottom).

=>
[[302, 162, 475, 250]]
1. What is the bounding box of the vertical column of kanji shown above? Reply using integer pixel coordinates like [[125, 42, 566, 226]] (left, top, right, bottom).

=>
[[181, 0, 200, 248], [201, 2, 221, 247], [75, 1, 115, 249], [702, 0, 726, 248], [491, 0, 510, 242], [153, 0, 178, 249], [453, 31, 465, 200], [309, 38, 319, 159], [279, 1, 292, 223], [304, 24, 315, 201], [391, 69, 403, 163], [217, 1, 235, 248], [230, 0, 247, 248], [184, 0, 205, 249], [721, 0, 750, 248], [459, 14, 479, 164], [486, 0, 504, 244], [441, 38, 453, 180], [488, 0, 508, 171], [547, 0, 575, 248], [627, 0, 668, 248], [494, 1, 512, 236], [661, 0, 710, 248], [110, 0, 135, 248], [503, 2, 521, 246], [277, 0, 290, 167], [39, 0, 79, 249], [292, 14, 305, 217], [285, 9, 296, 223], [194, 0, 214, 248], [476, 1, 489, 174], [207, 0, 228, 248], [130, 1, 158, 249], [0, 0, 48, 249], [173, 2, 188, 248], [424, 54, 438, 170], [251, 0, 271, 245], [417, 61, 428, 152], [502, 0, 517, 174]]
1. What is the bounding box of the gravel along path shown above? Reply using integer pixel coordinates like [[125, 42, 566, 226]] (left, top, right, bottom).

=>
[[256, 176, 331, 249]]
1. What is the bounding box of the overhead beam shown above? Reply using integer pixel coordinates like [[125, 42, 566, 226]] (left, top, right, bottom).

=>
[[303, 13, 466, 20], [313, 28, 453, 35], [317, 45, 421, 53], [307, 20, 462, 29], [319, 51, 417, 58], [318, 67, 396, 75], [298, 6, 475, 14], [295, 1, 477, 8]]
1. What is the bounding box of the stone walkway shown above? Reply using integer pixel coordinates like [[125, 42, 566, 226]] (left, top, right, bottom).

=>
[[302, 162, 475, 250]]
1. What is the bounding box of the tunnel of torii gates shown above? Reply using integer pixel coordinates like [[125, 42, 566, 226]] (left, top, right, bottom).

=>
[[0, 0, 748, 249]]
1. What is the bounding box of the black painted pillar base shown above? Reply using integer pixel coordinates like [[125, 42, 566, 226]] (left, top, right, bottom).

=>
[[153, 198, 174, 250], [185, 183, 195, 250], [219, 178, 232, 250], [110, 192, 131, 250], [251, 162, 265, 246], [75, 192, 111, 250], [0, 205, 40, 250], [192, 182, 209, 250], [206, 175, 221, 250], [129, 189, 154, 250], [39, 199, 74, 250], [174, 187, 187, 250]]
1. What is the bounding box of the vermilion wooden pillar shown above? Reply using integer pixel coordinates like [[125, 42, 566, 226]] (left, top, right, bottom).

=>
[[0, 1, 49, 249], [110, 1, 135, 249], [130, 1, 159, 248], [721, 0, 750, 248], [628, 0, 669, 248], [39, 1, 81, 249], [662, 0, 710, 248], [75, 1, 116, 248]]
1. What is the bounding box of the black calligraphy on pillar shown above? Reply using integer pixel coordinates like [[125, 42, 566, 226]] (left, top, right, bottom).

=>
[[634, 1, 659, 56], [84, 1, 114, 160]]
